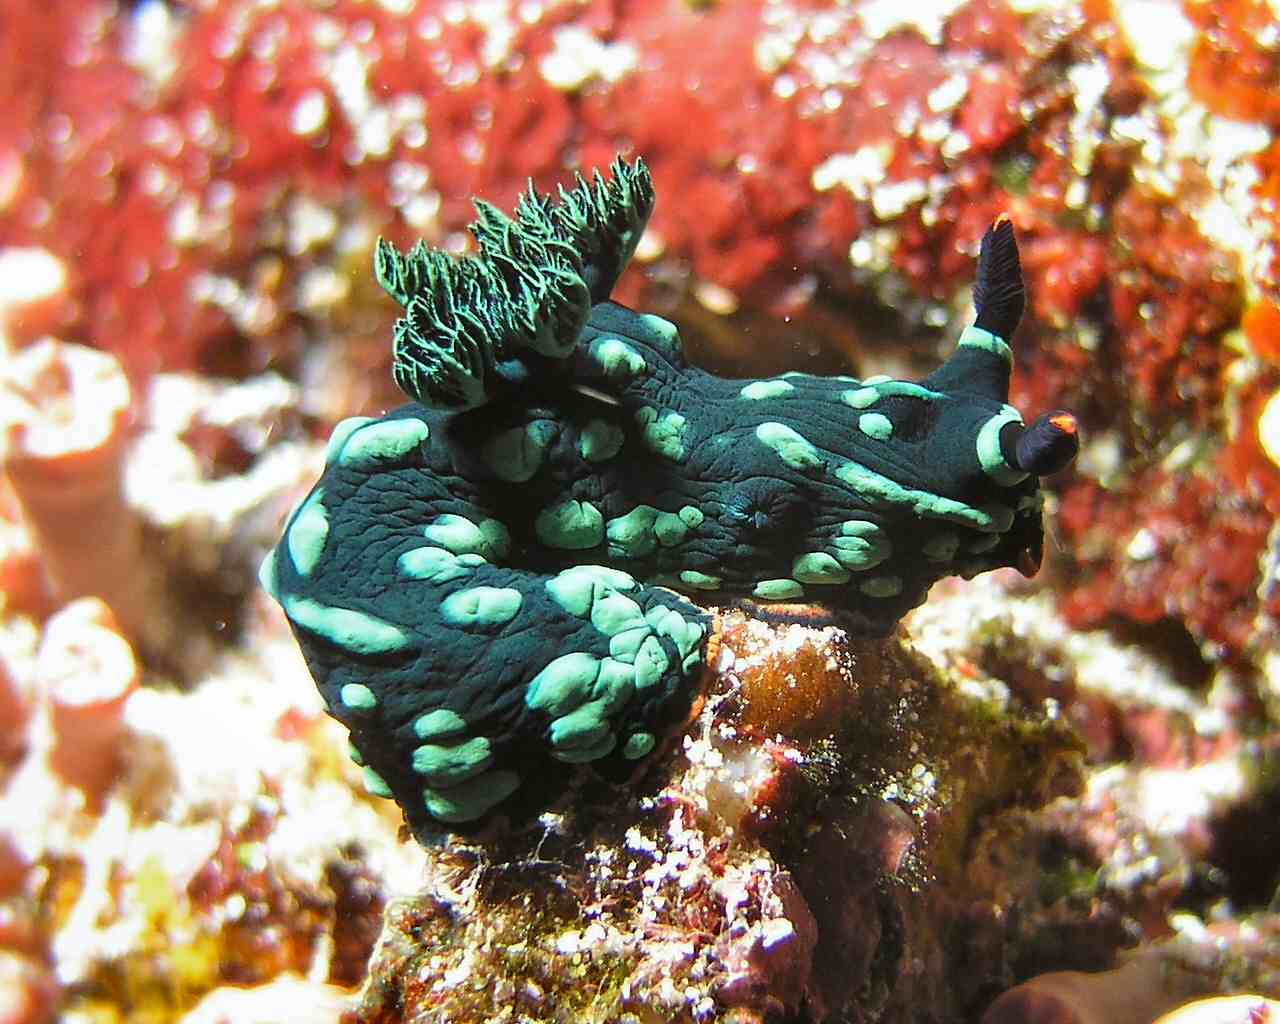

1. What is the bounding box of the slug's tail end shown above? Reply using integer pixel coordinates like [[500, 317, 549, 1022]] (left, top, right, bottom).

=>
[[973, 214, 1025, 342]]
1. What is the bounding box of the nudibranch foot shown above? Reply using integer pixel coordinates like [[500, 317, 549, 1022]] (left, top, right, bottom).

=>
[[265, 157, 1078, 838]]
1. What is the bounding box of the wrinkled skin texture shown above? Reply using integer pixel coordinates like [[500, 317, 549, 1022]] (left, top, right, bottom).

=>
[[262, 161, 1074, 838]]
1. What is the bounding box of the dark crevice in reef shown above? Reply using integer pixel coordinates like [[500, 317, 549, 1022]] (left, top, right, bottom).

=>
[[1203, 764, 1280, 910], [1100, 616, 1214, 692]]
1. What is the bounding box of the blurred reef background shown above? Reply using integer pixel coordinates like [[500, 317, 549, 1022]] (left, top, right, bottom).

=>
[[0, 0, 1279, 1021]]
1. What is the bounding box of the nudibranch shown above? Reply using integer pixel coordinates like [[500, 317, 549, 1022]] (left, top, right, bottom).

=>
[[260, 158, 1078, 838]]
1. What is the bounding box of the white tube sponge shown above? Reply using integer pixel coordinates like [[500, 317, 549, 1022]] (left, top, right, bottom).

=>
[[0, 339, 148, 641]]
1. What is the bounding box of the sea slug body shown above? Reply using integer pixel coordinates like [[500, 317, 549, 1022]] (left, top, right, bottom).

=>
[[263, 160, 1078, 838]]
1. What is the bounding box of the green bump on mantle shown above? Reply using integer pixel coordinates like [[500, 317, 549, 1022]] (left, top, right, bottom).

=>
[[634, 636, 669, 689], [440, 586, 524, 628], [481, 420, 555, 482], [525, 652, 600, 717], [424, 769, 520, 823], [635, 407, 687, 461], [287, 489, 329, 577], [637, 312, 680, 351], [338, 417, 429, 468], [678, 506, 704, 528], [606, 505, 659, 559], [833, 520, 892, 571], [841, 387, 879, 409], [792, 552, 851, 585], [739, 379, 795, 400], [755, 422, 823, 471], [679, 570, 721, 590], [414, 708, 468, 740], [858, 412, 893, 441], [754, 579, 804, 600], [958, 324, 1013, 364], [325, 416, 374, 464], [623, 732, 656, 759], [257, 549, 279, 599], [536, 499, 604, 550], [285, 597, 412, 655], [590, 590, 647, 636], [835, 461, 994, 530], [923, 534, 960, 561], [976, 405, 1028, 486], [398, 546, 484, 583], [340, 682, 378, 710], [579, 418, 626, 463], [552, 732, 617, 763], [591, 336, 648, 378], [362, 767, 393, 798], [546, 565, 638, 617], [423, 514, 510, 560], [412, 736, 493, 786]]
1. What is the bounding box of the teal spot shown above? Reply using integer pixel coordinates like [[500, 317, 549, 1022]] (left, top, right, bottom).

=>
[[835, 461, 994, 530], [579, 418, 625, 463], [339, 418, 430, 468], [858, 413, 893, 441], [969, 534, 1000, 553], [646, 606, 703, 658], [792, 552, 851, 584], [424, 769, 520, 823], [958, 324, 1012, 363], [591, 590, 647, 636], [552, 732, 617, 763], [754, 579, 804, 600], [607, 506, 659, 559], [833, 519, 892, 571], [872, 381, 942, 401], [525, 652, 600, 717], [348, 742, 364, 765], [679, 570, 721, 590], [414, 708, 468, 741], [755, 422, 823, 472], [623, 732, 657, 759], [976, 405, 1028, 486], [362, 767, 393, 798], [590, 336, 647, 379], [535, 499, 604, 550], [653, 510, 689, 548], [423, 514, 510, 560], [678, 506, 704, 528], [609, 625, 651, 663], [682, 648, 702, 673], [258, 549, 279, 599], [635, 407, 687, 461], [634, 636, 670, 689], [550, 709, 611, 751], [412, 736, 493, 786], [440, 586, 523, 628], [860, 576, 903, 598], [841, 387, 879, 409], [481, 420, 555, 482], [325, 416, 375, 464], [637, 312, 681, 352], [284, 597, 412, 655], [739, 379, 795, 400], [923, 534, 960, 561], [340, 683, 378, 710], [546, 565, 638, 617], [287, 490, 329, 576], [863, 374, 892, 384], [398, 546, 484, 583]]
